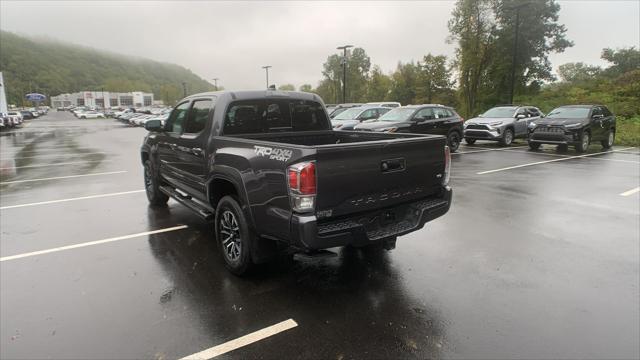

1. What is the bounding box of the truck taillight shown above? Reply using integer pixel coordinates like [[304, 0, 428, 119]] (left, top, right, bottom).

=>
[[443, 145, 451, 186], [288, 162, 316, 212]]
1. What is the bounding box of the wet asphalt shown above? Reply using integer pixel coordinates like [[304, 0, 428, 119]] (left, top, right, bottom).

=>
[[1, 111, 639, 359]]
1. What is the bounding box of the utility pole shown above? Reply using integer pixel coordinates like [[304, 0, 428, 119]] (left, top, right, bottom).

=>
[[101, 87, 105, 109], [212, 78, 219, 91], [507, 2, 531, 105], [262, 66, 272, 89], [336, 45, 353, 104], [182, 82, 187, 98]]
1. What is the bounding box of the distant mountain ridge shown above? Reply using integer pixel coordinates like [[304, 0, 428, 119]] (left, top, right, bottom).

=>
[[0, 31, 213, 105]]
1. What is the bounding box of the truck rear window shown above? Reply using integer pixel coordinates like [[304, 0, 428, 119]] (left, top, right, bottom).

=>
[[223, 99, 328, 135]]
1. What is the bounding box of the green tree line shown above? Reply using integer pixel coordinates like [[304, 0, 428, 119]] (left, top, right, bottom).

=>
[[0, 31, 215, 106]]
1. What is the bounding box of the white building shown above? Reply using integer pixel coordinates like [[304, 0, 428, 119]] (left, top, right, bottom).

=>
[[0, 72, 8, 114], [50, 91, 154, 109]]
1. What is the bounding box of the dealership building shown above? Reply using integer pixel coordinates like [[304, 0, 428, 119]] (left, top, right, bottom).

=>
[[50, 91, 154, 108]]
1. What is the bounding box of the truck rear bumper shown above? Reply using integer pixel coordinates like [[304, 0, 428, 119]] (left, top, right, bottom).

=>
[[290, 187, 452, 251]]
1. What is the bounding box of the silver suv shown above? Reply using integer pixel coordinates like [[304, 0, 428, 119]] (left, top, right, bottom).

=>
[[463, 106, 542, 146]]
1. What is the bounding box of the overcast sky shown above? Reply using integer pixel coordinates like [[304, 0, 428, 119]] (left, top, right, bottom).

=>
[[1, 0, 638, 90]]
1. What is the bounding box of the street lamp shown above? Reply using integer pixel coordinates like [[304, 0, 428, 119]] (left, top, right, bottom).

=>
[[211, 78, 219, 91], [506, 2, 531, 105], [336, 45, 353, 104], [262, 66, 272, 89]]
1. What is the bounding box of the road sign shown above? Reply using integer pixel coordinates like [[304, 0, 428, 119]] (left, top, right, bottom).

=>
[[25, 93, 46, 102]]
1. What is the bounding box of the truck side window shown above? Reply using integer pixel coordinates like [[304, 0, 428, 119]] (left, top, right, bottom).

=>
[[184, 99, 213, 134], [265, 102, 292, 130], [166, 101, 190, 134], [289, 100, 327, 131], [224, 101, 264, 135]]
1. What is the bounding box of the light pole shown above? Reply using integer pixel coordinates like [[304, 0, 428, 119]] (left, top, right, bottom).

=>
[[336, 45, 353, 104], [507, 2, 531, 105], [212, 78, 219, 91], [262, 66, 272, 89]]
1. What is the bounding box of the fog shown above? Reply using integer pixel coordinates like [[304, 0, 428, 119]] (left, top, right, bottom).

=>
[[1, 0, 638, 89]]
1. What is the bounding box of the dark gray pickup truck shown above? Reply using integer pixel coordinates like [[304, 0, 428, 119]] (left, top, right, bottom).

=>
[[141, 90, 452, 275]]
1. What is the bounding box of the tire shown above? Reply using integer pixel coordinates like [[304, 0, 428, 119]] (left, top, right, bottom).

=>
[[575, 131, 590, 153], [143, 159, 169, 206], [528, 141, 541, 150], [465, 138, 476, 145], [80, 116, 86, 119], [601, 130, 614, 149], [447, 131, 461, 152], [215, 196, 254, 276], [499, 128, 514, 146]]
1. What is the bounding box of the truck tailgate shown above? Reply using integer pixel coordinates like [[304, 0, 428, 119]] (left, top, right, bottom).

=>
[[314, 136, 446, 218]]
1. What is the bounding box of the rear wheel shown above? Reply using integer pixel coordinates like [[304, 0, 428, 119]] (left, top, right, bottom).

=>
[[499, 128, 514, 146], [447, 131, 461, 152], [216, 196, 254, 276], [143, 159, 169, 206], [464, 138, 476, 145], [575, 131, 590, 153], [601, 130, 614, 149], [528, 142, 541, 150]]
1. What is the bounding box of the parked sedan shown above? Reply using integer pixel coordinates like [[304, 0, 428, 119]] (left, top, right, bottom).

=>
[[463, 106, 542, 146], [331, 106, 391, 130], [528, 105, 616, 152], [78, 111, 105, 119], [354, 104, 464, 152], [20, 111, 35, 120]]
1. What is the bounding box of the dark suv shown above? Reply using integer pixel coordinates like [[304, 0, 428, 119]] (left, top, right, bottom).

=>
[[528, 105, 616, 152], [353, 105, 464, 152]]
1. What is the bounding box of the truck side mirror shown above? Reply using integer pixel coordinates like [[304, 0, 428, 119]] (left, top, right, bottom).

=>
[[145, 119, 163, 132]]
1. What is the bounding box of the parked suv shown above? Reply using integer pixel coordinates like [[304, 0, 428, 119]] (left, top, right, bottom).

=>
[[528, 105, 616, 152], [331, 106, 391, 130], [463, 105, 542, 146], [353, 104, 464, 152]]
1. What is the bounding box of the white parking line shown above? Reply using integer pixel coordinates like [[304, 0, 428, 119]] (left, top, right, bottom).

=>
[[499, 148, 640, 163], [455, 145, 527, 154], [0, 160, 112, 170], [179, 319, 298, 360], [0, 225, 188, 262], [0, 171, 127, 184], [620, 187, 640, 197], [477, 147, 636, 175], [0, 152, 107, 161], [0, 189, 145, 210]]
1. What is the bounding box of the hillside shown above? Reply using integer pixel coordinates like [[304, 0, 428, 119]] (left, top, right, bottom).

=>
[[0, 31, 214, 106]]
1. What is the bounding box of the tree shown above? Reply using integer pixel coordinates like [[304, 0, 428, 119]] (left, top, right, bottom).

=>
[[366, 66, 391, 101], [448, 0, 572, 116], [388, 62, 420, 105], [601, 47, 640, 76], [320, 47, 371, 103], [417, 54, 454, 103], [299, 84, 313, 92], [448, 0, 496, 116], [557, 62, 601, 82], [278, 84, 295, 91]]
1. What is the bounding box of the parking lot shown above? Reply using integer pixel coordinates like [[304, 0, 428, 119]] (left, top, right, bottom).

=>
[[1, 111, 638, 359]]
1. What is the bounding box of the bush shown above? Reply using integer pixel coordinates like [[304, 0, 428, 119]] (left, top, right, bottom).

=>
[[615, 116, 640, 147]]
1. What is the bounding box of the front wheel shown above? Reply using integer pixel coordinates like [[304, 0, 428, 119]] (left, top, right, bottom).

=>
[[499, 128, 514, 146], [601, 130, 614, 149], [465, 138, 476, 145], [575, 131, 590, 153], [447, 131, 461, 152], [215, 196, 254, 276], [143, 160, 169, 206]]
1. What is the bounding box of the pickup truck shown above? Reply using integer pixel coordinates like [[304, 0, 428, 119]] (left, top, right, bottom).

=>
[[141, 90, 452, 275]]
